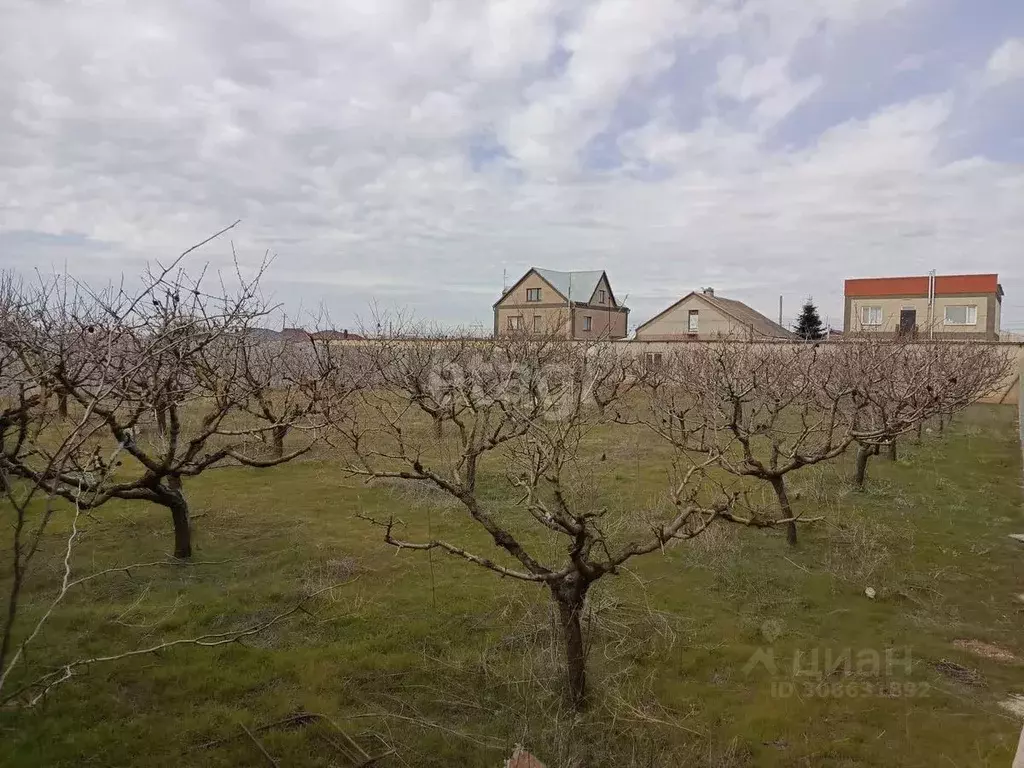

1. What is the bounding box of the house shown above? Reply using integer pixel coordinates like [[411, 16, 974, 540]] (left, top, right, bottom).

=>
[[843, 273, 1003, 340], [493, 268, 629, 339], [634, 288, 793, 341], [280, 327, 309, 341]]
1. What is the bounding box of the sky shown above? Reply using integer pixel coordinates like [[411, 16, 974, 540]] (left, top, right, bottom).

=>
[[1, 0, 1023, 334]]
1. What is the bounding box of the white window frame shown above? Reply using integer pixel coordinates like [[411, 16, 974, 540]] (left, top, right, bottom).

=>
[[943, 305, 977, 326], [861, 305, 883, 327], [687, 309, 699, 333], [526, 288, 541, 302], [583, 316, 592, 332]]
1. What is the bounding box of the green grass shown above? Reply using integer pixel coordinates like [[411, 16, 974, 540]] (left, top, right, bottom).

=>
[[1, 405, 1023, 767]]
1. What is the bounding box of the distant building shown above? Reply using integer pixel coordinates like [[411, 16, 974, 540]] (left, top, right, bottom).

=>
[[275, 328, 364, 342], [634, 288, 793, 341], [843, 274, 1003, 340], [493, 268, 629, 339], [310, 329, 363, 341]]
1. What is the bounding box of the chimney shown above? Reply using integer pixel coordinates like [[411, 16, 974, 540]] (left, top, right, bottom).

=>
[[703, 287, 714, 296], [343, 329, 349, 339]]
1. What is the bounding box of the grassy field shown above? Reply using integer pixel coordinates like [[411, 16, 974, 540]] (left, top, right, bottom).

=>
[[1, 404, 1022, 767]]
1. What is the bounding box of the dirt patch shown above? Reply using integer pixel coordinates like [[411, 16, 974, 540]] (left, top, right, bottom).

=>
[[932, 659, 985, 687], [954, 639, 1018, 663]]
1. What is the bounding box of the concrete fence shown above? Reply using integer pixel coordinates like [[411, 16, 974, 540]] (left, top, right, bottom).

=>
[[318, 336, 1024, 406], [616, 339, 1024, 406]]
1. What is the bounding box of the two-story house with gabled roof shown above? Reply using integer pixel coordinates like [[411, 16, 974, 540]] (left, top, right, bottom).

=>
[[493, 268, 629, 339]]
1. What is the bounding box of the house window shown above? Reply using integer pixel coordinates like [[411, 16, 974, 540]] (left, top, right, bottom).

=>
[[599, 289, 606, 304], [645, 352, 663, 367], [687, 310, 699, 333], [507, 315, 523, 330], [526, 288, 541, 302], [944, 305, 977, 326], [861, 306, 883, 326], [533, 315, 541, 332], [583, 316, 592, 332]]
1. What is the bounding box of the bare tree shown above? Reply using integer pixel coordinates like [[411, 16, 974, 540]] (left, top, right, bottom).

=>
[[237, 331, 334, 459], [0, 252, 347, 707], [332, 327, 773, 709], [845, 339, 1014, 489], [635, 341, 863, 546], [4, 235, 327, 559], [0, 274, 105, 686]]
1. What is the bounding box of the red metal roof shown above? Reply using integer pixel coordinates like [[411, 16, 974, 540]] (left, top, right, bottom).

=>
[[844, 274, 1000, 298]]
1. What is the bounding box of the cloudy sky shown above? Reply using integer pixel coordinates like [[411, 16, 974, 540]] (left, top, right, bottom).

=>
[[2, 0, 1022, 334]]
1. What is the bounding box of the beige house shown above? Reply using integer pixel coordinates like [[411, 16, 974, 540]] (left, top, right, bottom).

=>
[[493, 268, 629, 339], [634, 288, 793, 341], [843, 274, 1003, 340]]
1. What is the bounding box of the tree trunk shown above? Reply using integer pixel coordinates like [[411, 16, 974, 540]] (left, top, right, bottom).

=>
[[851, 442, 868, 489], [915, 422, 923, 442], [937, 413, 945, 433], [551, 578, 590, 711], [854, 443, 873, 489], [166, 476, 191, 559], [57, 392, 68, 419], [156, 405, 168, 437], [768, 476, 797, 546], [272, 424, 288, 458], [888, 438, 897, 462]]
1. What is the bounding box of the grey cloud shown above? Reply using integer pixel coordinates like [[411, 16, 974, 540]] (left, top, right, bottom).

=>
[[1, 0, 1022, 334]]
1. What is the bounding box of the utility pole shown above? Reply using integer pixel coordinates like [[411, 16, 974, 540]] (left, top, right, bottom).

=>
[[778, 296, 783, 326], [927, 269, 936, 340]]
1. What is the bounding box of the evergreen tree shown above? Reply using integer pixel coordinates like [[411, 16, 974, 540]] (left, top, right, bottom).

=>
[[794, 298, 825, 340]]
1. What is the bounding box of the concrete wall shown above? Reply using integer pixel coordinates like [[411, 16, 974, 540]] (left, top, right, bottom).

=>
[[322, 336, 1024, 406], [636, 294, 743, 340], [617, 339, 1024, 405], [844, 294, 1000, 339]]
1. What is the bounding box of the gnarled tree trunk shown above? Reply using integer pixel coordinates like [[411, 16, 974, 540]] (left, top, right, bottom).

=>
[[854, 443, 869, 488], [888, 438, 897, 462], [272, 424, 289, 459], [551, 576, 590, 711], [57, 392, 68, 419], [854, 443, 880, 489], [768, 475, 797, 546], [165, 475, 191, 559]]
